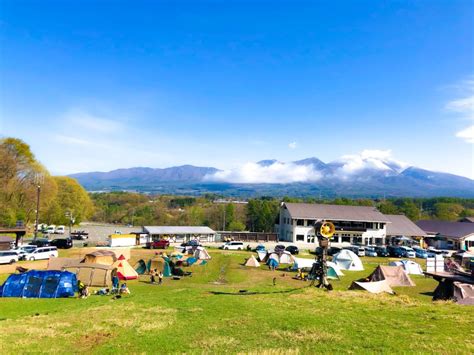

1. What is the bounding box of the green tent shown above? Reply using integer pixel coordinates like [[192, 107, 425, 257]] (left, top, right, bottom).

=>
[[134, 259, 147, 275], [327, 266, 340, 280]]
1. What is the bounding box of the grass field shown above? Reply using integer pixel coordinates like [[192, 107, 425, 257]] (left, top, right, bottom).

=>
[[0, 248, 473, 354]]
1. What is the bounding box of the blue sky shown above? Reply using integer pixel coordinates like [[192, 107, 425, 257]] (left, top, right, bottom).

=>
[[0, 1, 473, 178]]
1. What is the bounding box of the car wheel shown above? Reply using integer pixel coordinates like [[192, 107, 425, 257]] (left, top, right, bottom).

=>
[[30, 257, 35, 261], [238, 247, 242, 250], [9, 259, 15, 264], [224, 247, 228, 250]]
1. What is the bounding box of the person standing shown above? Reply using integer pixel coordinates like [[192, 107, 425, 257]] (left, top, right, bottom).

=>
[[112, 272, 119, 293]]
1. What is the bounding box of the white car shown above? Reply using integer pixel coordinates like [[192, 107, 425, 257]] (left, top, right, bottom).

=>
[[221, 241, 245, 250], [400, 246, 416, 258], [46, 225, 56, 234], [25, 246, 58, 261], [55, 225, 66, 234], [0, 250, 19, 264]]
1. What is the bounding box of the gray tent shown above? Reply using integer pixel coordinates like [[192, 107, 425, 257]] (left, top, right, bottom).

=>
[[350, 280, 394, 294]]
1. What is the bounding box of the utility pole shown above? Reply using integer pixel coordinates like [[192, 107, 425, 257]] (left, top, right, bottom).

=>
[[65, 211, 74, 237], [33, 173, 44, 241]]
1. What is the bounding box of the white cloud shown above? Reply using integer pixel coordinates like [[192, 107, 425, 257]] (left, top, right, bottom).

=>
[[64, 109, 124, 133], [445, 77, 474, 143], [54, 134, 98, 147], [333, 149, 408, 178], [288, 141, 297, 149], [456, 125, 474, 144], [205, 161, 321, 184]]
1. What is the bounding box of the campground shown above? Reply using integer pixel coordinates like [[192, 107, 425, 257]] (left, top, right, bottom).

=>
[[0, 248, 473, 354]]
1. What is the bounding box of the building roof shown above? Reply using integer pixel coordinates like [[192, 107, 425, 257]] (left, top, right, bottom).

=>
[[385, 215, 427, 237], [459, 217, 474, 223], [143, 226, 216, 235], [283, 203, 390, 223], [416, 220, 474, 240]]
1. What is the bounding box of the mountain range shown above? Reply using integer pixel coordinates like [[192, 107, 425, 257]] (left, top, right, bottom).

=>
[[69, 156, 474, 198]]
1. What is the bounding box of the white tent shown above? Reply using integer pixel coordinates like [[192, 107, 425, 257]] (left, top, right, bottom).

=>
[[332, 249, 364, 271], [389, 260, 423, 275], [266, 251, 294, 264], [245, 255, 260, 267], [256, 250, 267, 262], [292, 257, 315, 269], [193, 246, 211, 260]]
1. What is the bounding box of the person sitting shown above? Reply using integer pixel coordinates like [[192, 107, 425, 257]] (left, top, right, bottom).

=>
[[77, 280, 88, 298], [150, 269, 156, 284], [120, 283, 130, 294], [95, 288, 110, 295]]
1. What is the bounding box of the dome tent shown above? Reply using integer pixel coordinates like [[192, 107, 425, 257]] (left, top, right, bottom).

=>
[[332, 249, 364, 271], [389, 260, 423, 275]]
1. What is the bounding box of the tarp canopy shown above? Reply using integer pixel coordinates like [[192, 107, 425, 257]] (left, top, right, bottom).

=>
[[332, 250, 364, 271], [369, 265, 415, 287], [83, 250, 117, 265], [245, 255, 260, 267], [64, 262, 115, 287], [112, 255, 138, 280], [453, 282, 474, 305], [389, 260, 424, 275], [350, 280, 394, 294], [0, 270, 77, 298]]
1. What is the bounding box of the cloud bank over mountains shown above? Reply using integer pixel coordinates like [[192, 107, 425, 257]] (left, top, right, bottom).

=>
[[205, 149, 409, 184]]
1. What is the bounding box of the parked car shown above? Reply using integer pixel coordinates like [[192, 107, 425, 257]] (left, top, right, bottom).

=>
[[274, 244, 286, 252], [387, 245, 405, 258], [221, 241, 244, 250], [55, 225, 66, 234], [46, 225, 56, 234], [25, 246, 58, 261], [70, 230, 89, 240], [400, 246, 416, 258], [413, 247, 429, 259], [50, 238, 73, 249], [344, 246, 365, 257], [147, 239, 170, 249], [374, 246, 389, 257], [365, 246, 377, 257], [14, 245, 37, 260], [29, 238, 51, 247], [0, 250, 19, 264], [285, 245, 299, 255], [255, 244, 266, 252]]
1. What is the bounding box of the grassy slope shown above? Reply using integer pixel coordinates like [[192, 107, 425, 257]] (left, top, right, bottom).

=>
[[0, 249, 473, 354]]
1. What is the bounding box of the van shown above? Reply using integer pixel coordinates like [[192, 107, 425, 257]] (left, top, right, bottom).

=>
[[46, 225, 56, 234], [220, 241, 244, 250], [0, 251, 19, 264], [26, 246, 58, 261], [55, 225, 66, 234], [400, 246, 416, 258]]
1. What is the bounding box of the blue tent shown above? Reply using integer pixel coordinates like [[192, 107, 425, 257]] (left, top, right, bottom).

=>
[[0, 270, 77, 298], [267, 258, 279, 269]]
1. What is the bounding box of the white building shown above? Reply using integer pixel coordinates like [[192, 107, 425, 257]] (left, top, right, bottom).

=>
[[277, 202, 390, 246], [142, 226, 216, 243]]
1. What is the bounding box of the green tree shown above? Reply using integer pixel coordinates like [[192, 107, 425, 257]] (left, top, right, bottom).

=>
[[228, 220, 246, 231], [434, 203, 464, 221]]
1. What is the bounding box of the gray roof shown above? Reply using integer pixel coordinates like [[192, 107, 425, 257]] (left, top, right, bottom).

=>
[[460, 217, 474, 223], [283, 203, 390, 223], [143, 226, 216, 235], [385, 215, 427, 237], [416, 220, 474, 240]]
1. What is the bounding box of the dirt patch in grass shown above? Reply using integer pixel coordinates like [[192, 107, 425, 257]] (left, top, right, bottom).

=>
[[193, 335, 238, 350]]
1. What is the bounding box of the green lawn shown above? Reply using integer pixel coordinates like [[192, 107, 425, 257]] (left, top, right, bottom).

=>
[[0, 250, 473, 354]]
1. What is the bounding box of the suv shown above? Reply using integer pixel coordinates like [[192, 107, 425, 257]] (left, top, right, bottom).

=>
[[50, 238, 73, 249], [55, 225, 66, 234], [387, 245, 405, 258], [221, 241, 244, 250], [285, 245, 299, 255], [0, 251, 19, 264], [147, 239, 170, 249], [413, 247, 428, 259], [29, 239, 51, 247], [25, 246, 58, 261], [70, 230, 89, 240], [365, 246, 377, 257], [374, 246, 389, 257]]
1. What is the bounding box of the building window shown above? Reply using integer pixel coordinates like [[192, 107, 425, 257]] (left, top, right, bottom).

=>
[[296, 234, 304, 242], [307, 235, 315, 243], [296, 219, 304, 226], [342, 236, 350, 243]]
